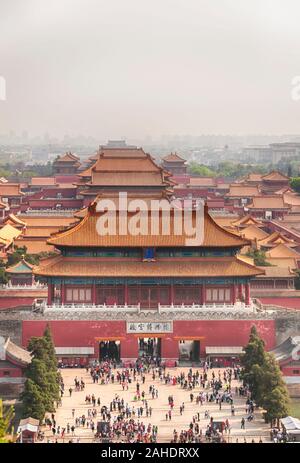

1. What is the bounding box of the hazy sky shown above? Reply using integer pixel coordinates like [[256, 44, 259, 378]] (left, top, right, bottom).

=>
[[1, 0, 300, 139]]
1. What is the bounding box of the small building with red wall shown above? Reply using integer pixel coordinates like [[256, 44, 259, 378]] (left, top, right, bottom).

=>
[[271, 337, 300, 377], [0, 336, 31, 396]]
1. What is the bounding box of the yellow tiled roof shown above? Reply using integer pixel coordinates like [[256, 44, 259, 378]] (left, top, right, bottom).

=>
[[240, 225, 269, 241], [266, 244, 300, 258], [34, 256, 263, 278], [0, 224, 22, 245], [47, 203, 250, 248]]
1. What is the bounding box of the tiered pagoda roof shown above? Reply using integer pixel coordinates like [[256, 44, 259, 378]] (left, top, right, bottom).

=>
[[33, 197, 264, 279], [77, 148, 175, 195], [162, 152, 186, 163], [54, 152, 80, 165]]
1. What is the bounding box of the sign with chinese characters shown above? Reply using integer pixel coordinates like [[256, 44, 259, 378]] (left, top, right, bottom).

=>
[[126, 321, 173, 334]]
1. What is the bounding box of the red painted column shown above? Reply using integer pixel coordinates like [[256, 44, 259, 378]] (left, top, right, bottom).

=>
[[170, 284, 175, 305], [61, 283, 65, 305], [92, 283, 97, 304], [232, 285, 237, 304], [238, 284, 244, 301], [202, 284, 206, 305], [245, 283, 250, 306], [124, 284, 128, 305], [47, 283, 52, 306]]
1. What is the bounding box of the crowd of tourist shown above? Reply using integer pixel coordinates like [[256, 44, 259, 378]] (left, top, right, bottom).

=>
[[42, 359, 266, 443]]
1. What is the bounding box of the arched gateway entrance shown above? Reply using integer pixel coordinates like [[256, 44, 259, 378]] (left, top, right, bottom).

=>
[[176, 337, 204, 364], [138, 337, 162, 358], [99, 341, 120, 362], [96, 337, 123, 362]]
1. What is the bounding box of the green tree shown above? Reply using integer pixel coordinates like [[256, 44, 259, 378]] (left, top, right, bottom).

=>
[[242, 327, 290, 426], [7, 247, 27, 267], [21, 379, 46, 422], [43, 325, 60, 402], [263, 387, 290, 426], [25, 358, 54, 412], [0, 400, 14, 442], [260, 353, 290, 425], [188, 163, 216, 177], [290, 177, 300, 193], [27, 329, 60, 407], [242, 326, 267, 395], [246, 249, 272, 267], [43, 325, 57, 371]]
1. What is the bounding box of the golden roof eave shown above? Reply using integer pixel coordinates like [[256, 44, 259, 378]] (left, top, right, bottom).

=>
[[34, 255, 263, 278], [45, 202, 250, 248]]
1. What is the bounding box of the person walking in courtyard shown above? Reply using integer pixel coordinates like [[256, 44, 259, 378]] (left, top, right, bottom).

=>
[[241, 418, 245, 429]]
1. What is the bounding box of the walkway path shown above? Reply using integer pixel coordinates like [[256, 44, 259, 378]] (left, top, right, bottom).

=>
[[41, 367, 271, 443]]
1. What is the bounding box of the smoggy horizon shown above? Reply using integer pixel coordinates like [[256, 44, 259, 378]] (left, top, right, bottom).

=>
[[1, 0, 300, 139]]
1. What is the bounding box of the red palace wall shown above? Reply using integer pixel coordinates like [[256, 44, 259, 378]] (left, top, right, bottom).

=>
[[22, 319, 276, 360], [0, 366, 23, 378], [281, 366, 300, 376]]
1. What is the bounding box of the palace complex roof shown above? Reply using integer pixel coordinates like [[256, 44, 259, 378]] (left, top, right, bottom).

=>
[[231, 215, 263, 228], [270, 337, 300, 362], [6, 258, 34, 274], [0, 183, 24, 197], [258, 232, 297, 248], [188, 177, 217, 187], [162, 152, 186, 163], [3, 214, 27, 228], [246, 173, 263, 183], [14, 237, 55, 254], [266, 257, 299, 269], [282, 192, 300, 207], [46, 201, 250, 248], [3, 337, 32, 366], [56, 151, 79, 162], [255, 266, 296, 279], [78, 148, 174, 190], [54, 152, 80, 164], [0, 224, 22, 247], [247, 196, 291, 210], [17, 215, 77, 228], [265, 244, 300, 259], [30, 177, 57, 186], [239, 224, 269, 241], [262, 171, 289, 182], [225, 185, 261, 198], [34, 255, 263, 278]]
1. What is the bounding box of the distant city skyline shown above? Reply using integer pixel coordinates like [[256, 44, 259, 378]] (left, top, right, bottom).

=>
[[1, 1, 300, 138]]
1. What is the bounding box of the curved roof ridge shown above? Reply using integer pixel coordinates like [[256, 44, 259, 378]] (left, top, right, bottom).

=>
[[46, 200, 250, 248]]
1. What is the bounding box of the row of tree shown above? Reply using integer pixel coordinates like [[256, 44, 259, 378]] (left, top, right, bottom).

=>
[[21, 325, 60, 422], [242, 326, 290, 426]]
